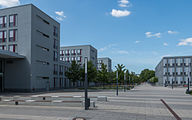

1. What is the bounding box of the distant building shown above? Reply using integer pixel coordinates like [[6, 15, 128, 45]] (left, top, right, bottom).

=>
[[0, 4, 70, 92], [155, 56, 192, 86], [97, 57, 112, 72], [60, 45, 97, 68]]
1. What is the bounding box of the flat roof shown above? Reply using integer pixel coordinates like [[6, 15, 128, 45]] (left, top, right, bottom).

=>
[[0, 50, 25, 59]]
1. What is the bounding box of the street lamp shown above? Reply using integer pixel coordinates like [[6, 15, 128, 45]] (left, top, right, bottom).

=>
[[187, 66, 191, 93], [116, 71, 118, 96], [124, 72, 126, 92], [172, 77, 173, 89], [84, 57, 89, 110]]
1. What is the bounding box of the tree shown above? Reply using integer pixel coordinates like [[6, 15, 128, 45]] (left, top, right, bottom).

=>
[[139, 69, 155, 82], [149, 77, 158, 84], [97, 63, 109, 86], [115, 64, 126, 84], [65, 61, 81, 87]]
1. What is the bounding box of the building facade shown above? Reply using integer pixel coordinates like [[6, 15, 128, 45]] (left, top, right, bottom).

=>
[[155, 56, 192, 86], [60, 45, 97, 68], [97, 57, 112, 72], [0, 4, 70, 92]]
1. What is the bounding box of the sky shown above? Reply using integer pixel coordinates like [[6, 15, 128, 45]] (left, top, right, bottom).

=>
[[1, 0, 192, 73]]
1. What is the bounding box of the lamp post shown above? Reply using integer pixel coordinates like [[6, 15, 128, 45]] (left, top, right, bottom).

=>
[[84, 57, 89, 110], [116, 71, 118, 96], [129, 76, 130, 90], [187, 66, 190, 93], [124, 72, 126, 92], [172, 77, 173, 89]]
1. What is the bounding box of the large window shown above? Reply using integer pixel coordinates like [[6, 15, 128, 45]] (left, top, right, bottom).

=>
[[9, 14, 17, 27], [9, 29, 17, 42], [8, 44, 17, 52], [0, 16, 7, 28], [0, 31, 6, 43]]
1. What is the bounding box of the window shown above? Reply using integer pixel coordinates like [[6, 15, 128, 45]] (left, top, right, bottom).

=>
[[163, 59, 167, 66], [36, 44, 49, 52], [60, 50, 64, 56], [0, 45, 6, 50], [65, 57, 70, 62], [36, 15, 50, 25], [71, 57, 76, 61], [0, 16, 7, 28], [36, 60, 49, 65], [184, 58, 190, 66], [0, 31, 6, 43], [53, 26, 58, 37], [77, 56, 81, 62], [53, 39, 58, 49], [9, 14, 17, 27], [8, 44, 17, 52], [163, 68, 167, 75], [65, 49, 70, 56], [54, 64, 58, 75], [53, 51, 58, 61], [77, 49, 82, 55], [9, 29, 17, 42], [37, 30, 49, 38]]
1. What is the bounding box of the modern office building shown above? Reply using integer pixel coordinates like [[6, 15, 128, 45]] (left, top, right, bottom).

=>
[[60, 45, 97, 68], [155, 56, 192, 86], [0, 4, 70, 92], [97, 57, 112, 72]]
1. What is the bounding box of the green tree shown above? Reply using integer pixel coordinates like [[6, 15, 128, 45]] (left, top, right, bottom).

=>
[[65, 61, 81, 87], [97, 63, 109, 86], [115, 64, 126, 84], [139, 69, 155, 82], [149, 77, 158, 83]]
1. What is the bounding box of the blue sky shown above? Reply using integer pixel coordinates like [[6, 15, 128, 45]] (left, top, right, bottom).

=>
[[1, 0, 192, 73]]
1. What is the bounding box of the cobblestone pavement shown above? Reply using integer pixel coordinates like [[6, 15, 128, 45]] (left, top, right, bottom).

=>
[[0, 84, 192, 120]]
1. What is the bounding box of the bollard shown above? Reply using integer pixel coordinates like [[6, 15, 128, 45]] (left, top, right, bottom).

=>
[[15, 101, 19, 105], [43, 97, 46, 100]]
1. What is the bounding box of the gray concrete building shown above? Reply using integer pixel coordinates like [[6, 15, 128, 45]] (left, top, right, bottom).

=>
[[0, 4, 70, 92], [97, 57, 112, 72], [60, 45, 97, 68], [155, 56, 192, 86]]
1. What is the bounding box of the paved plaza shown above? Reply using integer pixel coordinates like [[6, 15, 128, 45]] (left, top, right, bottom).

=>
[[0, 84, 192, 120]]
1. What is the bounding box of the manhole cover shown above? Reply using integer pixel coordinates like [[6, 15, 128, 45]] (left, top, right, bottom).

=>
[[72, 117, 86, 120]]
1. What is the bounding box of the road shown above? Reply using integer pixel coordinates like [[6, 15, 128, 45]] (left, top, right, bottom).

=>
[[0, 83, 191, 120]]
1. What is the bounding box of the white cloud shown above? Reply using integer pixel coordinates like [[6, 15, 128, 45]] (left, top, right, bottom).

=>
[[98, 44, 117, 52], [168, 30, 178, 34], [0, 0, 20, 8], [118, 0, 130, 7], [117, 50, 129, 54], [55, 11, 66, 21], [163, 42, 168, 46], [178, 38, 192, 46], [145, 32, 161, 38], [111, 9, 131, 17], [135, 41, 140, 44], [56, 17, 63, 21]]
